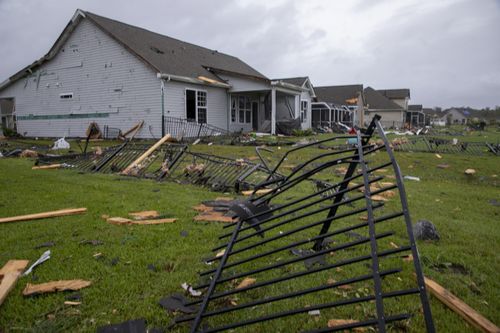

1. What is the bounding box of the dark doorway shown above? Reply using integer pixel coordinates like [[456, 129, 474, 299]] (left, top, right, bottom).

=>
[[252, 101, 259, 131], [0, 98, 16, 132], [186, 90, 196, 121]]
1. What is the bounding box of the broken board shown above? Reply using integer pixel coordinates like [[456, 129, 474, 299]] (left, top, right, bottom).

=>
[[424, 276, 500, 333], [23, 280, 91, 296], [0, 260, 30, 306], [107, 217, 176, 225], [0, 208, 87, 224]]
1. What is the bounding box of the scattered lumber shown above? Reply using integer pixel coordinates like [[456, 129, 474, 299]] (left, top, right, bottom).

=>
[[193, 213, 234, 223], [121, 120, 144, 139], [327, 319, 365, 331], [0, 260, 30, 306], [106, 217, 176, 225], [128, 210, 159, 220], [0, 208, 87, 224], [236, 277, 256, 289], [32, 164, 62, 170], [424, 276, 500, 333], [241, 188, 273, 196], [121, 134, 171, 175], [23, 280, 91, 296]]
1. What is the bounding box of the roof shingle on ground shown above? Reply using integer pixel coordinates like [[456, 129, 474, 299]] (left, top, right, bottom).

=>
[[364, 87, 403, 110], [314, 84, 363, 105], [84, 11, 267, 81]]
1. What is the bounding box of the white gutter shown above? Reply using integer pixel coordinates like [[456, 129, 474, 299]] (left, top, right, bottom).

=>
[[270, 80, 308, 92], [156, 73, 231, 89]]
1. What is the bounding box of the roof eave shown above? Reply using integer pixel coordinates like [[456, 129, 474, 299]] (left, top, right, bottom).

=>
[[157, 73, 231, 89]]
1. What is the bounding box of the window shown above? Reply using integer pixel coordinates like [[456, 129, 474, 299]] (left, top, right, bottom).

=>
[[300, 100, 308, 122], [197, 91, 207, 124], [231, 95, 252, 124], [231, 98, 237, 122], [186, 89, 208, 123], [59, 93, 73, 100]]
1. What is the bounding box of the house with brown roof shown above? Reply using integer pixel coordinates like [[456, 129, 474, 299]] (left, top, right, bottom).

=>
[[364, 87, 406, 128], [0, 9, 311, 137], [377, 89, 410, 110]]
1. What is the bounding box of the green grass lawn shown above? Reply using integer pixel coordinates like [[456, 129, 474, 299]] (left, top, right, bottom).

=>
[[0, 138, 499, 332]]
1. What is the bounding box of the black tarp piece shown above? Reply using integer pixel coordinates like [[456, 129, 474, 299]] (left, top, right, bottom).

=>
[[276, 118, 301, 136]]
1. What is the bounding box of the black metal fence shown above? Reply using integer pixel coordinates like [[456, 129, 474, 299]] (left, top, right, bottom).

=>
[[163, 116, 237, 143], [169, 116, 435, 332]]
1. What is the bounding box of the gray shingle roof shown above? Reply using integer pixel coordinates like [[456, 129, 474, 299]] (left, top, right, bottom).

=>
[[408, 104, 423, 111], [377, 89, 410, 99], [314, 85, 363, 105], [1, 10, 267, 89], [364, 87, 403, 110], [84, 11, 267, 81]]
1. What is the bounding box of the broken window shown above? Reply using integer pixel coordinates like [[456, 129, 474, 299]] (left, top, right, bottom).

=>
[[186, 89, 207, 123], [186, 90, 196, 121], [301, 100, 308, 122]]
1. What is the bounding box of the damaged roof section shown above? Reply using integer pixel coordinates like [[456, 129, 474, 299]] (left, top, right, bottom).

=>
[[1, 9, 268, 91]]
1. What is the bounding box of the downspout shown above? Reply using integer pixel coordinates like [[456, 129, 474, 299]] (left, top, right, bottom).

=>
[[159, 75, 171, 137]]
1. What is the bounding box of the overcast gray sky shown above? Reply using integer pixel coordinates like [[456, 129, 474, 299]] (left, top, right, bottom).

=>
[[0, 0, 499, 108]]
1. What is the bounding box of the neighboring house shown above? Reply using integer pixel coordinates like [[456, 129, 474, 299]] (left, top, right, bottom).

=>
[[442, 108, 470, 125], [406, 104, 425, 127], [377, 89, 410, 110], [363, 87, 406, 128], [312, 84, 363, 128], [0, 9, 307, 138], [423, 108, 446, 126]]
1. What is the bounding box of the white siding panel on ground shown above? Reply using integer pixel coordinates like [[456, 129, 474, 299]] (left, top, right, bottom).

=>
[[0, 18, 162, 138]]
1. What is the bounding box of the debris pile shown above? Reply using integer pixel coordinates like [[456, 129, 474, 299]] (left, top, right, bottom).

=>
[[167, 115, 436, 332]]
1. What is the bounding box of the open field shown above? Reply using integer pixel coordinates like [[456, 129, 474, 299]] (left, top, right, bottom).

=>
[[0, 134, 499, 332]]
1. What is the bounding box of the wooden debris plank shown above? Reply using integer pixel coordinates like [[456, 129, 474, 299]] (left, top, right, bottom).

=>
[[122, 120, 144, 138], [107, 217, 176, 225], [23, 280, 91, 296], [0, 260, 30, 306], [241, 188, 273, 196], [32, 164, 62, 170], [192, 204, 213, 213], [193, 214, 235, 223], [121, 134, 171, 175], [236, 277, 256, 289], [0, 208, 87, 224], [424, 276, 500, 333], [128, 210, 159, 220]]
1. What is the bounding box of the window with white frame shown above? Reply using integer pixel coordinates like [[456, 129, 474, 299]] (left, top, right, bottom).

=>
[[186, 89, 207, 124], [231, 95, 252, 124], [300, 100, 308, 122], [231, 98, 237, 123]]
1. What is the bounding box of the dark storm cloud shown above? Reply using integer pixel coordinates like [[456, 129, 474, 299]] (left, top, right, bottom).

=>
[[0, 0, 498, 108]]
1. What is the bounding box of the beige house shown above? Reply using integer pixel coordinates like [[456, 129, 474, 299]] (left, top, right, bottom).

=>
[[363, 87, 406, 128]]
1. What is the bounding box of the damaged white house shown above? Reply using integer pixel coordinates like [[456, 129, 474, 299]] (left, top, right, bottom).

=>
[[0, 9, 314, 138]]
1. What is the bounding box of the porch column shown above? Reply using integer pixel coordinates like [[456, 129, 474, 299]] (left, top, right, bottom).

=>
[[294, 94, 300, 119], [271, 87, 276, 135]]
